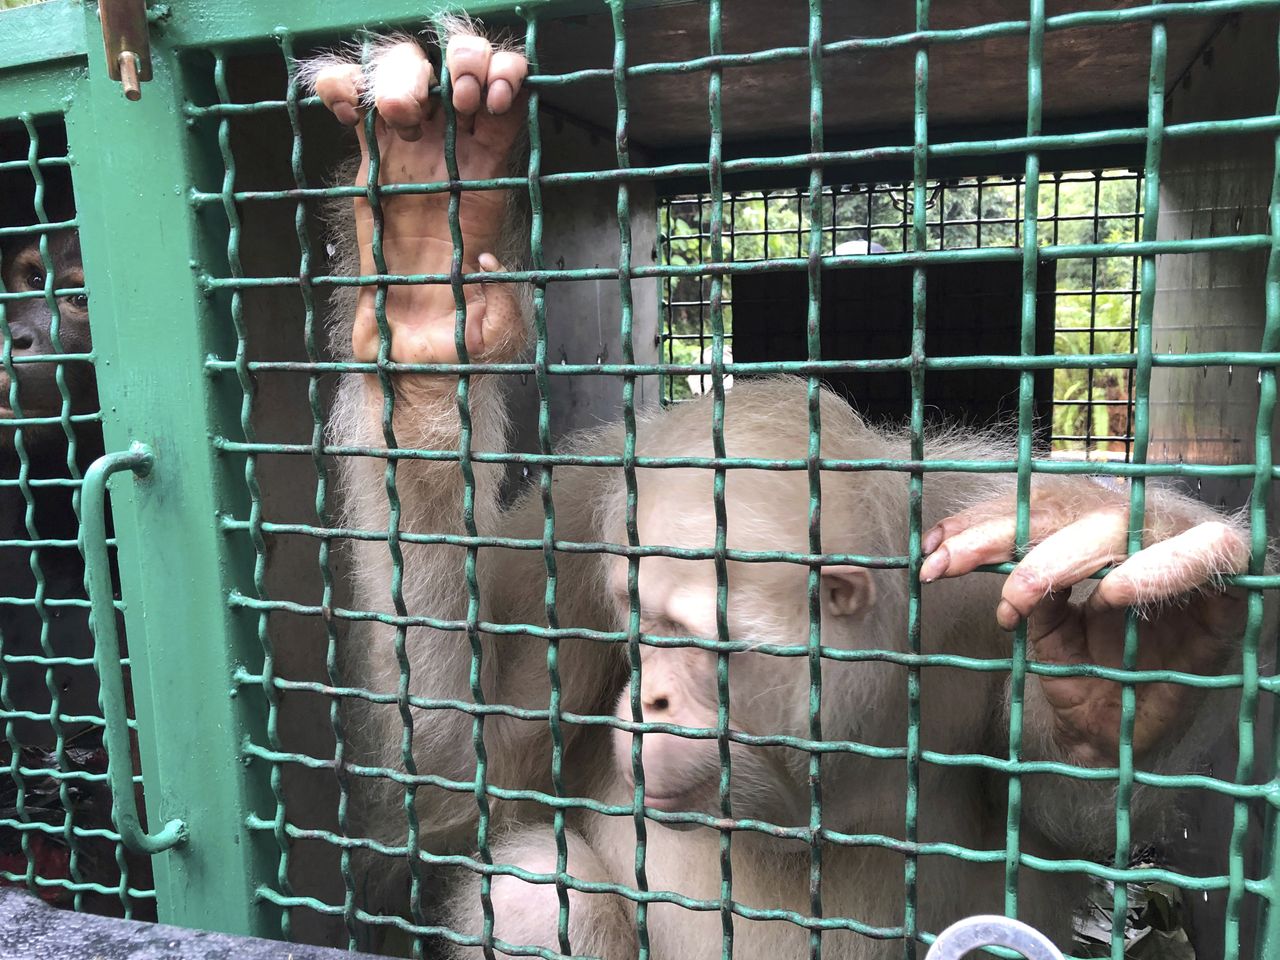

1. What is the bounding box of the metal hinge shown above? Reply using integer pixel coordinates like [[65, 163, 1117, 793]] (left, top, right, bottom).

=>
[[97, 0, 153, 101]]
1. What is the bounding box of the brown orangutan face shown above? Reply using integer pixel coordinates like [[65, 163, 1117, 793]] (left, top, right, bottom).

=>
[[0, 230, 96, 452]]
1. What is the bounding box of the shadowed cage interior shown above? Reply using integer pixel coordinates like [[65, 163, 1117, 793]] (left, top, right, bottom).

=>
[[0, 117, 154, 918]]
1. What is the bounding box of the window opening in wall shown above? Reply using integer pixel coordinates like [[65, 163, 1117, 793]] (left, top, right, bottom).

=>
[[659, 170, 1143, 461]]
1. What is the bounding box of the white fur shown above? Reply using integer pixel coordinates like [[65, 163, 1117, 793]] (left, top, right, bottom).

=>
[[328, 365, 1246, 955]]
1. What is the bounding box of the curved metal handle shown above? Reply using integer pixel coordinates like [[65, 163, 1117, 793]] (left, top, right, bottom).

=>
[[926, 916, 1064, 960], [82, 443, 188, 854]]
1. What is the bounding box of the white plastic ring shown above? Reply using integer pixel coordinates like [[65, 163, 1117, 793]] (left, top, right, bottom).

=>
[[925, 915, 1065, 960]]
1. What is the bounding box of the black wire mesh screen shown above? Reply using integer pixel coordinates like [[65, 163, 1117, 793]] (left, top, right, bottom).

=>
[[660, 172, 1143, 461]]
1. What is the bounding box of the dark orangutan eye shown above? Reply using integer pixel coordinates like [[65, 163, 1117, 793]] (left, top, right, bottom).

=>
[[641, 617, 687, 638], [66, 293, 88, 310], [24, 268, 45, 290]]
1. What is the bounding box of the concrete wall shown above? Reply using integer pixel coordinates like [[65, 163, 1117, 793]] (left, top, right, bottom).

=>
[[503, 110, 660, 472]]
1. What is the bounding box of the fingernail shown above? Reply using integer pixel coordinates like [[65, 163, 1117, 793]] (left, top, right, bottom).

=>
[[486, 79, 513, 114], [919, 547, 948, 584], [995, 599, 1020, 631], [921, 527, 943, 554], [335, 102, 360, 126], [453, 74, 481, 112]]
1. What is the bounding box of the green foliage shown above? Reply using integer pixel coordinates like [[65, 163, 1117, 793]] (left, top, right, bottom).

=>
[[659, 173, 1142, 457], [0, 0, 44, 10]]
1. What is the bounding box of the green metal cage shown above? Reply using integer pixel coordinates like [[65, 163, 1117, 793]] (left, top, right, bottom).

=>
[[0, 1, 1277, 958]]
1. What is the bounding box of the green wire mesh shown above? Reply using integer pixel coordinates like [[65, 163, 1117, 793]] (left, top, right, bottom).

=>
[[169, 2, 1280, 958], [0, 116, 154, 917]]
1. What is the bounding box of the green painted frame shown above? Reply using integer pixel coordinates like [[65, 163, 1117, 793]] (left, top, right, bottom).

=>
[[0, 0, 282, 937]]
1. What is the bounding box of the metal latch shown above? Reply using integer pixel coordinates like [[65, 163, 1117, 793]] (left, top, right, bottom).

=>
[[98, 0, 153, 101]]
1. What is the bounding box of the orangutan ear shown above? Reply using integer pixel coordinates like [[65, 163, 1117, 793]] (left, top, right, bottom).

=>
[[820, 566, 876, 619]]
